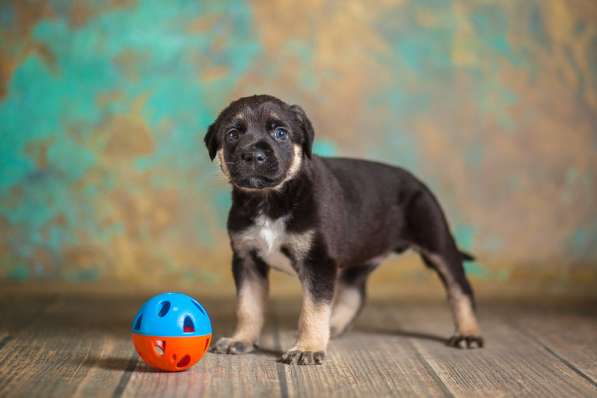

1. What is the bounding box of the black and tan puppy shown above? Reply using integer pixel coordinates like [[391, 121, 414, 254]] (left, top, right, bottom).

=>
[[205, 95, 483, 365]]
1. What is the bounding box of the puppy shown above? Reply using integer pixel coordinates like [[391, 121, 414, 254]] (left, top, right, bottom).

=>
[[206, 95, 483, 365]]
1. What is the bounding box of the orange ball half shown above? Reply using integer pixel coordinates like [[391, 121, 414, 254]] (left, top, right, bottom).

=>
[[132, 333, 212, 372]]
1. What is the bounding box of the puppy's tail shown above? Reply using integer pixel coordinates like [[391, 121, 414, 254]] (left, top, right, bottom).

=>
[[460, 250, 475, 262]]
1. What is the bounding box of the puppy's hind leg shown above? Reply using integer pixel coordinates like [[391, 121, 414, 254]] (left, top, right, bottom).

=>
[[406, 188, 484, 349], [330, 264, 376, 338], [421, 252, 483, 348]]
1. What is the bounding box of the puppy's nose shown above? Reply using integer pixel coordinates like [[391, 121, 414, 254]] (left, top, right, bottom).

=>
[[241, 150, 266, 164]]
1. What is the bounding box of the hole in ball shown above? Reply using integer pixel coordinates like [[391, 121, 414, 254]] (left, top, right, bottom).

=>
[[183, 316, 195, 333], [153, 339, 166, 356], [158, 301, 171, 317], [134, 314, 143, 330], [177, 355, 191, 368]]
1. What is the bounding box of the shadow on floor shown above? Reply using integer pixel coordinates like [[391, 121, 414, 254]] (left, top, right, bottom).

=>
[[252, 345, 284, 357], [351, 327, 448, 344], [80, 355, 162, 373], [80, 349, 282, 373]]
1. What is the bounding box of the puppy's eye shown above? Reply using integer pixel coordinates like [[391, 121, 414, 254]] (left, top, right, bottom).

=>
[[226, 129, 240, 142], [273, 127, 288, 141]]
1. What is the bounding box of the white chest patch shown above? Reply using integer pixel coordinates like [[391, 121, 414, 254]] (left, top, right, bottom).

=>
[[232, 215, 313, 276], [233, 216, 295, 275]]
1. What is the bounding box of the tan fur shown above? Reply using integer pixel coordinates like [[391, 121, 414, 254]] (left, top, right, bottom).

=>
[[330, 281, 362, 335], [425, 252, 480, 336], [216, 149, 231, 180], [273, 144, 302, 191], [291, 290, 332, 352], [231, 270, 268, 343], [450, 288, 479, 336]]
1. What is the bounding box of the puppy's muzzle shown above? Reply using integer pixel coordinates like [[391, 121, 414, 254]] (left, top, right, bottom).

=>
[[233, 141, 281, 189]]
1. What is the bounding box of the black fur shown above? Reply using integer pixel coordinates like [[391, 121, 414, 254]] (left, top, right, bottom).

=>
[[232, 251, 268, 289]]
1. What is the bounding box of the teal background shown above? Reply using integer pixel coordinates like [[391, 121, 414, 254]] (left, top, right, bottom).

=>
[[1, 0, 596, 293]]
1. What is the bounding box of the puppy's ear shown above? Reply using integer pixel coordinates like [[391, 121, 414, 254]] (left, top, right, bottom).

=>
[[290, 104, 314, 158], [204, 122, 219, 161]]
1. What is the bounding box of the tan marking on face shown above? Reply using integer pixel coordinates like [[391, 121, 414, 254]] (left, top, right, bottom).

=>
[[231, 271, 268, 343], [273, 144, 302, 191], [330, 281, 362, 335], [425, 252, 481, 336], [291, 290, 332, 352], [216, 149, 231, 180]]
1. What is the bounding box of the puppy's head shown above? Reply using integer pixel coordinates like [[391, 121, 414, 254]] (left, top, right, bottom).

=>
[[204, 95, 314, 191]]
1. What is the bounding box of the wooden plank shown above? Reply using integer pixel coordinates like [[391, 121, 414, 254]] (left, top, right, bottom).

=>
[[496, 303, 597, 384], [394, 300, 597, 397], [272, 299, 450, 398], [0, 293, 58, 339], [0, 292, 61, 394], [72, 337, 137, 398], [0, 295, 140, 398], [119, 299, 284, 398]]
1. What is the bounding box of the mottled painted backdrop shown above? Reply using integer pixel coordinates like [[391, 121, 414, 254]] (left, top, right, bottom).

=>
[[1, 0, 596, 294]]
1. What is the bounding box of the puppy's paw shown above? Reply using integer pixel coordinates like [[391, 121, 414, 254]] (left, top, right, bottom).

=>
[[209, 337, 255, 354], [446, 334, 484, 349], [279, 350, 325, 365]]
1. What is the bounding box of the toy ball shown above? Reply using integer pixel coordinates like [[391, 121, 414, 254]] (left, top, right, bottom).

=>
[[131, 292, 212, 372]]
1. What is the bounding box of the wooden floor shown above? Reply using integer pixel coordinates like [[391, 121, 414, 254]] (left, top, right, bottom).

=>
[[0, 292, 596, 398]]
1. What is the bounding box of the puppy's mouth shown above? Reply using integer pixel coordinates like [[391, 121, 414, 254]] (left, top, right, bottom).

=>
[[235, 175, 279, 189]]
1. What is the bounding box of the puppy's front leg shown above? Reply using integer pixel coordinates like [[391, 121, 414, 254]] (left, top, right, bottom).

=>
[[280, 261, 336, 365], [211, 253, 268, 354]]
